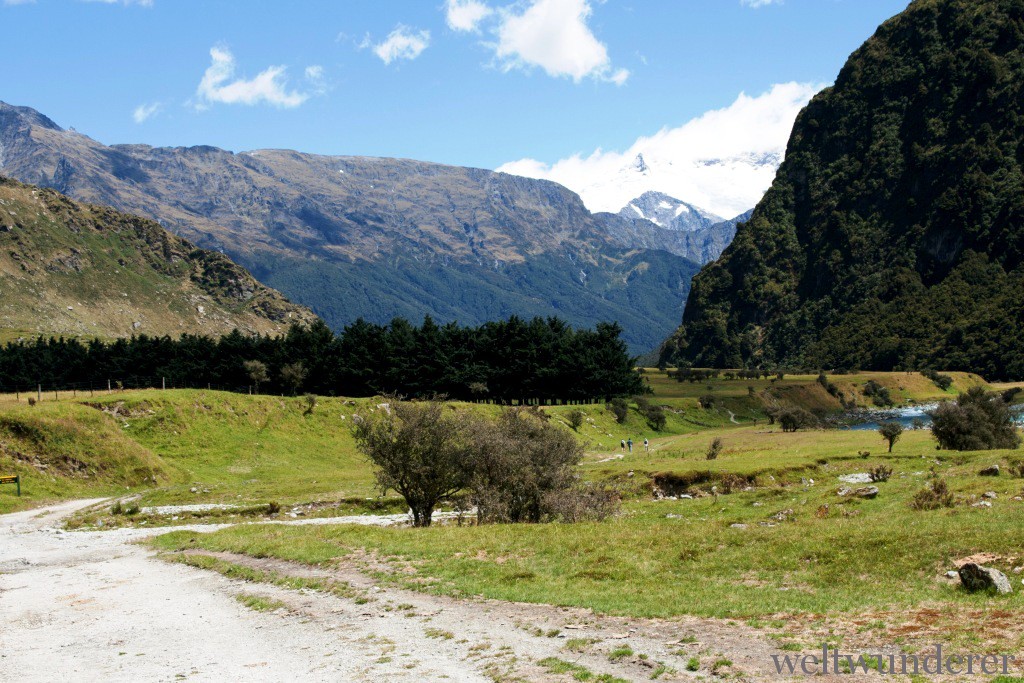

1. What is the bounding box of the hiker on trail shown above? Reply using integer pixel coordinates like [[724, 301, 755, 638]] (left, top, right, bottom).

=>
[[627, 438, 633, 453], [643, 438, 649, 453], [620, 439, 626, 450]]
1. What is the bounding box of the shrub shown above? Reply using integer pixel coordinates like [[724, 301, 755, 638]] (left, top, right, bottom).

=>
[[779, 407, 815, 432], [352, 398, 473, 527], [279, 362, 308, 396], [27, 397, 36, 407], [921, 369, 954, 391], [698, 394, 716, 409], [266, 501, 281, 514], [467, 408, 586, 524], [706, 437, 723, 460], [110, 500, 123, 515], [910, 479, 955, 510], [869, 464, 893, 482], [643, 404, 667, 431], [863, 380, 893, 407], [929, 387, 1022, 451], [878, 421, 904, 452], [124, 503, 140, 516], [1009, 460, 1024, 478], [543, 486, 620, 523], [566, 409, 585, 432], [607, 397, 629, 424], [303, 393, 317, 415]]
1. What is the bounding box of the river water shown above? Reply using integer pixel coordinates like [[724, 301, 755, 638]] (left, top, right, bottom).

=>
[[847, 403, 1024, 431]]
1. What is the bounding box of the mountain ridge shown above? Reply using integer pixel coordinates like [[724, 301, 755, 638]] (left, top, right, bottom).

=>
[[0, 175, 316, 341], [0, 101, 717, 352]]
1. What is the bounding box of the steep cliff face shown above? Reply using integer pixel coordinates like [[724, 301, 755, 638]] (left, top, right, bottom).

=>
[[0, 176, 316, 340], [0, 103, 702, 352], [663, 0, 1024, 379]]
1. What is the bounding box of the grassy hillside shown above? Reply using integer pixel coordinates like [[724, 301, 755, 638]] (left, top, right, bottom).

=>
[[0, 176, 315, 340], [0, 400, 167, 512]]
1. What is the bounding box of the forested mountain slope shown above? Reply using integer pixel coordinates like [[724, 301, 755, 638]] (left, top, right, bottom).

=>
[[662, 0, 1024, 379]]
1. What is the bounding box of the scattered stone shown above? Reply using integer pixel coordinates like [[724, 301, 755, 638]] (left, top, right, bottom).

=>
[[680, 494, 693, 500], [983, 491, 997, 499], [839, 473, 873, 484], [772, 509, 794, 522], [837, 487, 852, 497], [665, 514, 683, 519], [854, 486, 879, 499], [945, 571, 959, 579], [979, 465, 1001, 477], [1013, 567, 1023, 574], [729, 523, 748, 529], [189, 487, 198, 493], [752, 501, 763, 507], [972, 501, 992, 508], [958, 563, 1012, 594]]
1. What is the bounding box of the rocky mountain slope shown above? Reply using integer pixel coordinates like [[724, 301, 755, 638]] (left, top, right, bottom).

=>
[[0, 102, 705, 352], [0, 176, 315, 341], [662, 0, 1024, 380], [600, 191, 750, 264]]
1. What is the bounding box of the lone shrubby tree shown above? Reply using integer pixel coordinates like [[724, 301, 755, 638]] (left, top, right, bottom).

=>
[[929, 387, 1022, 451], [352, 399, 471, 527], [878, 421, 904, 452]]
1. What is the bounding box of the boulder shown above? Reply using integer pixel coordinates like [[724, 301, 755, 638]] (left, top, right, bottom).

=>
[[854, 486, 879, 499], [979, 465, 1001, 477], [958, 563, 1012, 594], [839, 473, 873, 484]]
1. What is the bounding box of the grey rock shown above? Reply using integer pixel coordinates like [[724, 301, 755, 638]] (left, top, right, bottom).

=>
[[854, 486, 879, 499], [958, 563, 1012, 594], [979, 465, 1001, 476], [839, 473, 873, 484], [983, 491, 997, 499]]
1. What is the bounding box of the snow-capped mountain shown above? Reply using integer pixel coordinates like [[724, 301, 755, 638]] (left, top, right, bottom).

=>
[[617, 191, 725, 232]]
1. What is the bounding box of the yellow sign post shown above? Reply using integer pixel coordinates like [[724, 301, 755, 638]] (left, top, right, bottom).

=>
[[0, 474, 20, 496]]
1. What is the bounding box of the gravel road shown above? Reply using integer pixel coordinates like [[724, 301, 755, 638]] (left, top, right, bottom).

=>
[[0, 500, 841, 682]]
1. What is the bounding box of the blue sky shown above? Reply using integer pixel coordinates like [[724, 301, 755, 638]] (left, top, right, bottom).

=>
[[2, 0, 908, 178]]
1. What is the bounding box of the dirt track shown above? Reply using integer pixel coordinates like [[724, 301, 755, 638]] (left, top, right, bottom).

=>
[[1, 500, 883, 682]]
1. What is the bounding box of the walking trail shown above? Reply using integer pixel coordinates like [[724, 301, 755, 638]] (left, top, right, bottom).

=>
[[1, 500, 877, 682]]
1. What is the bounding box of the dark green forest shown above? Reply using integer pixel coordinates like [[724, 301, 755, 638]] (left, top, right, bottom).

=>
[[0, 317, 644, 402], [662, 0, 1024, 380]]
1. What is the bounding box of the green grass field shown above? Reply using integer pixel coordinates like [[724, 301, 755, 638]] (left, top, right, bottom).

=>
[[5, 368, 1024, 651]]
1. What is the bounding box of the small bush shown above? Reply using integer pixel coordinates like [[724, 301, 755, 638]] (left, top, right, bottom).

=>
[[266, 501, 281, 514], [542, 486, 620, 523], [607, 398, 629, 424], [779, 407, 815, 432], [110, 500, 123, 515], [302, 393, 317, 415], [869, 465, 893, 482], [706, 437, 723, 460], [930, 387, 1022, 451], [863, 380, 893, 407], [567, 409, 585, 432], [921, 369, 954, 391], [1009, 460, 1024, 478], [643, 404, 667, 431], [27, 397, 37, 407], [698, 394, 716, 409], [910, 479, 955, 510], [124, 503, 140, 516]]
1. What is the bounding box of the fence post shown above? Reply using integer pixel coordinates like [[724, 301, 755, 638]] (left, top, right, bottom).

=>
[[107, 379, 112, 394], [162, 377, 166, 391], [37, 384, 41, 403]]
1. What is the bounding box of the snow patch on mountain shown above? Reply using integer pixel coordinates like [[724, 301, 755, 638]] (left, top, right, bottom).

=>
[[497, 82, 823, 218]]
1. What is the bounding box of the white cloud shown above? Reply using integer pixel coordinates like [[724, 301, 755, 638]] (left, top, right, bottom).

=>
[[132, 101, 162, 123], [497, 82, 823, 218], [195, 46, 308, 109], [304, 64, 329, 95], [740, 0, 782, 7], [372, 26, 430, 65], [445, 0, 493, 32], [492, 0, 628, 84]]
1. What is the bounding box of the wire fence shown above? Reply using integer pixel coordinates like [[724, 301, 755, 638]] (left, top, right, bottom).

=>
[[0, 376, 252, 402]]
